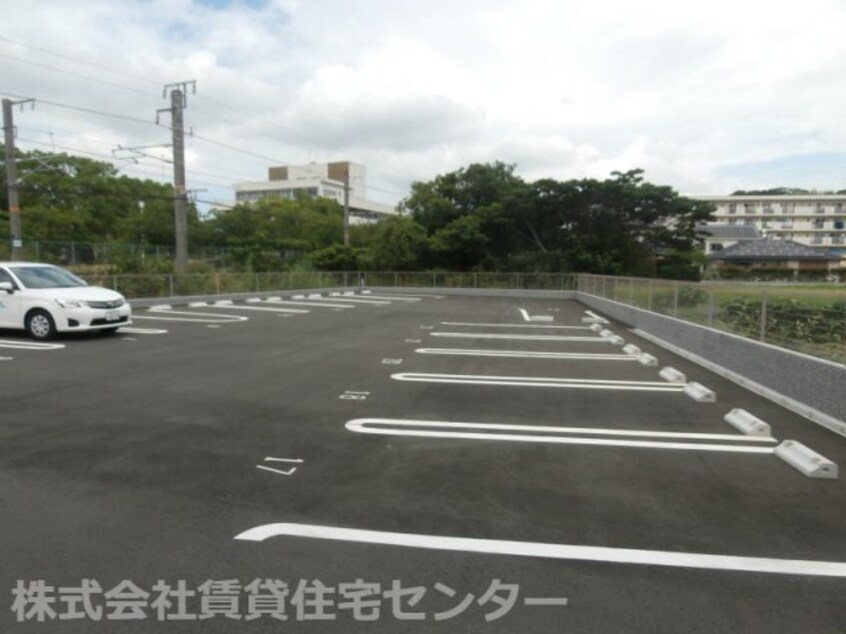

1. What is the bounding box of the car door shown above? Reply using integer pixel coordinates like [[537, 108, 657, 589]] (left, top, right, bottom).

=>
[[0, 267, 22, 328]]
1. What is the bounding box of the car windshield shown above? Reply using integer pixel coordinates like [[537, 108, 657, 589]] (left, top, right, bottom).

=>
[[9, 265, 87, 289]]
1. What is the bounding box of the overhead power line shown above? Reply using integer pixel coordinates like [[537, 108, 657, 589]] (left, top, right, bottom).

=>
[[0, 52, 157, 97], [0, 91, 161, 128], [0, 35, 161, 87]]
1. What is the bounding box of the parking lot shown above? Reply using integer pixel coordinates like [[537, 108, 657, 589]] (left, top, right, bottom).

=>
[[2, 291, 845, 632]]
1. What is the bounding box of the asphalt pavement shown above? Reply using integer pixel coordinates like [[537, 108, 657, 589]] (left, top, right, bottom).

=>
[[1, 292, 845, 633]]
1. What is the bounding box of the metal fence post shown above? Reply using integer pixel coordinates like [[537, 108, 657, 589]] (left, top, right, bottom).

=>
[[113, 275, 118, 291], [673, 284, 679, 317], [395, 272, 399, 288], [647, 281, 653, 311], [255, 273, 260, 292], [760, 294, 768, 342], [629, 278, 634, 305], [169, 275, 174, 297]]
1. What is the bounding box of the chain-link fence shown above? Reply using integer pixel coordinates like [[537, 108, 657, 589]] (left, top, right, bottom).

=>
[[0, 240, 229, 267], [86, 271, 577, 298], [73, 266, 844, 365], [577, 274, 846, 365]]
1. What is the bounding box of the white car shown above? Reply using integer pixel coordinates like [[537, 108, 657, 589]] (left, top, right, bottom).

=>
[[0, 262, 132, 339]]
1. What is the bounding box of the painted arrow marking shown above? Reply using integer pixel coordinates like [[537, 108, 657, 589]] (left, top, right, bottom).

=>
[[256, 457, 304, 477], [233, 523, 846, 578]]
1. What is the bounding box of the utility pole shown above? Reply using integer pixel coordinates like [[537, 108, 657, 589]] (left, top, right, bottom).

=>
[[159, 81, 195, 273], [343, 172, 350, 246], [3, 97, 33, 261]]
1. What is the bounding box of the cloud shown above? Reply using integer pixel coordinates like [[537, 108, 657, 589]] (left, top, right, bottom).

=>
[[3, 0, 846, 211]]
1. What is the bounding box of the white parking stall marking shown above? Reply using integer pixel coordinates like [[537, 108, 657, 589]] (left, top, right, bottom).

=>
[[392, 372, 687, 392], [233, 523, 846, 578], [346, 418, 776, 444], [293, 296, 391, 306], [519, 308, 532, 322], [118, 327, 168, 335], [415, 348, 642, 361], [441, 321, 590, 330], [348, 294, 422, 302], [582, 310, 609, 324], [133, 309, 249, 324], [345, 419, 775, 452], [431, 332, 612, 342], [205, 304, 310, 315], [264, 299, 354, 309], [0, 339, 66, 350]]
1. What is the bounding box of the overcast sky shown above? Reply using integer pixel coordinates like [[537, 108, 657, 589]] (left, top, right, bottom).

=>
[[3, 0, 846, 211]]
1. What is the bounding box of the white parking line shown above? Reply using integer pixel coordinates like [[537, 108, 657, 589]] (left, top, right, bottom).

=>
[[264, 299, 354, 309], [441, 322, 590, 330], [392, 372, 687, 392], [206, 304, 310, 314], [346, 418, 776, 444], [519, 308, 532, 322], [0, 339, 66, 350], [431, 332, 611, 342], [233, 523, 846, 578], [133, 309, 249, 323], [292, 297, 391, 306], [415, 348, 641, 361], [118, 327, 168, 335], [343, 294, 423, 302]]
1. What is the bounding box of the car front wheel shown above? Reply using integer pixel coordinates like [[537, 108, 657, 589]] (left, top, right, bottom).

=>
[[26, 309, 56, 340]]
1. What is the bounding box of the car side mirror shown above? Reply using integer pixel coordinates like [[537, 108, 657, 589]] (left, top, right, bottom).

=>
[[0, 281, 13, 293]]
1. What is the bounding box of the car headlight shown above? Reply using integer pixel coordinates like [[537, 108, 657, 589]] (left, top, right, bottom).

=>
[[55, 299, 89, 308]]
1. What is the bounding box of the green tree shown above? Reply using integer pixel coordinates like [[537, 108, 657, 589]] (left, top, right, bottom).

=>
[[0, 146, 201, 257], [366, 215, 428, 270]]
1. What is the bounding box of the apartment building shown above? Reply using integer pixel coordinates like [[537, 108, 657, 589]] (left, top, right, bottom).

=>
[[232, 161, 398, 224], [695, 195, 846, 254]]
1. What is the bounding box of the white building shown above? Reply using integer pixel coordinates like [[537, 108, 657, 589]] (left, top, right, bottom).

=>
[[233, 161, 398, 224], [695, 195, 846, 254]]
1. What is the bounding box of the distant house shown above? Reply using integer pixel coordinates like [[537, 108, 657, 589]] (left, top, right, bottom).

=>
[[698, 224, 761, 254], [708, 238, 842, 275]]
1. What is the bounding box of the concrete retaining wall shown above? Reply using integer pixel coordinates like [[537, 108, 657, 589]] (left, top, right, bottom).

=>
[[577, 293, 846, 435]]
